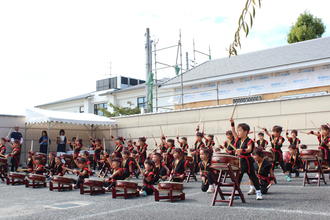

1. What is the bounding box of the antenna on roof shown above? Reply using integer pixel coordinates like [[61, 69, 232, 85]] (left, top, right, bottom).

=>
[[109, 60, 112, 77], [192, 39, 212, 67]]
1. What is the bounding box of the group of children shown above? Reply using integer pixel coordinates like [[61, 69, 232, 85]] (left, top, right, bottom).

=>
[[1, 121, 330, 201]]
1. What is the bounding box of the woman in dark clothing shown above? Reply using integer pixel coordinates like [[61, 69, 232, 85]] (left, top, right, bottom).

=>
[[39, 131, 50, 154]]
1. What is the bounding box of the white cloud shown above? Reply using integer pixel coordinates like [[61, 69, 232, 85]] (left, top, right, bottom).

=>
[[0, 0, 329, 115]]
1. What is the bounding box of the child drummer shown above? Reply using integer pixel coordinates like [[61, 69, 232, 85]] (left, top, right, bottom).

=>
[[284, 144, 302, 178], [139, 159, 156, 196], [256, 132, 268, 150], [221, 130, 236, 155], [103, 158, 126, 190], [72, 158, 91, 189], [5, 140, 21, 172], [176, 136, 189, 156], [252, 150, 273, 194], [0, 138, 7, 156], [199, 148, 218, 193], [263, 126, 289, 180], [170, 148, 186, 182], [230, 119, 263, 200]]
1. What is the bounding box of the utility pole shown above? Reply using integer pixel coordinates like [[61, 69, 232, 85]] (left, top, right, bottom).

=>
[[154, 40, 158, 112], [145, 28, 153, 113], [179, 30, 184, 109], [185, 52, 189, 71], [193, 39, 196, 67]]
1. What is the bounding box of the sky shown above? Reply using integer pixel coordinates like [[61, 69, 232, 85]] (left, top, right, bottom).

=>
[[0, 0, 329, 115]]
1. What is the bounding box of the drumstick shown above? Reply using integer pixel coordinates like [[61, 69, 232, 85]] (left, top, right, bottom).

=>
[[103, 138, 106, 153], [134, 158, 144, 174], [254, 127, 256, 140], [16, 168, 30, 172], [286, 120, 289, 131], [177, 128, 179, 137], [30, 140, 34, 152], [6, 128, 12, 139], [228, 141, 237, 151], [215, 136, 220, 146], [160, 126, 164, 136], [310, 120, 318, 130], [198, 118, 202, 126], [151, 134, 157, 145], [230, 104, 237, 119]]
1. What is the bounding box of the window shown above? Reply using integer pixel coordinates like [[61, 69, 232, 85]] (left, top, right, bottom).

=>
[[137, 97, 146, 109], [322, 64, 330, 70], [96, 78, 110, 91], [79, 106, 84, 113], [298, 67, 314, 73], [110, 77, 117, 89], [94, 103, 107, 116], [121, 77, 128, 85], [129, 78, 138, 86]]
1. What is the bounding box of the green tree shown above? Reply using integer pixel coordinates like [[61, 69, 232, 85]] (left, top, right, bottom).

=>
[[287, 11, 325, 44], [99, 103, 141, 117]]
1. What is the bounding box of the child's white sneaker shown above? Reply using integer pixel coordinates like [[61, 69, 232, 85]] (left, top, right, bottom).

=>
[[247, 186, 256, 195], [139, 190, 147, 196], [207, 185, 215, 193], [256, 190, 263, 200]]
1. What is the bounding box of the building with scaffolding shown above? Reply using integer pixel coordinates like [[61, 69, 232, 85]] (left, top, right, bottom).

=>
[[37, 36, 330, 115]]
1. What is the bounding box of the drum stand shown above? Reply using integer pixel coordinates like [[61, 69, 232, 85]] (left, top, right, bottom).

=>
[[112, 182, 139, 199], [211, 164, 245, 207], [0, 165, 8, 182], [154, 184, 185, 202], [6, 173, 26, 185], [49, 178, 74, 192], [185, 163, 197, 183], [80, 179, 105, 195], [25, 176, 47, 188], [302, 157, 326, 186]]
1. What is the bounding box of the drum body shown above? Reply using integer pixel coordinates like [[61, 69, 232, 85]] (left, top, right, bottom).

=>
[[9, 172, 26, 179], [52, 176, 75, 184], [28, 174, 46, 182], [158, 181, 183, 191], [7, 172, 26, 185], [49, 176, 74, 191], [84, 178, 104, 187], [81, 178, 105, 195], [155, 181, 185, 202], [211, 154, 239, 171], [116, 180, 138, 189]]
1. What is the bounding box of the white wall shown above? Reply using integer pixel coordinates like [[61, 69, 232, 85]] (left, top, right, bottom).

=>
[[39, 99, 85, 113], [114, 94, 330, 152]]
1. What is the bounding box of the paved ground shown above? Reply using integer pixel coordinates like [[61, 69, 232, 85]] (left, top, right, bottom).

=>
[[1, 171, 330, 220]]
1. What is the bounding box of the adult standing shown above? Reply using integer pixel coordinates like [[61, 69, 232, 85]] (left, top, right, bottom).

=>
[[39, 130, 51, 154], [10, 126, 23, 145], [56, 129, 67, 153]]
